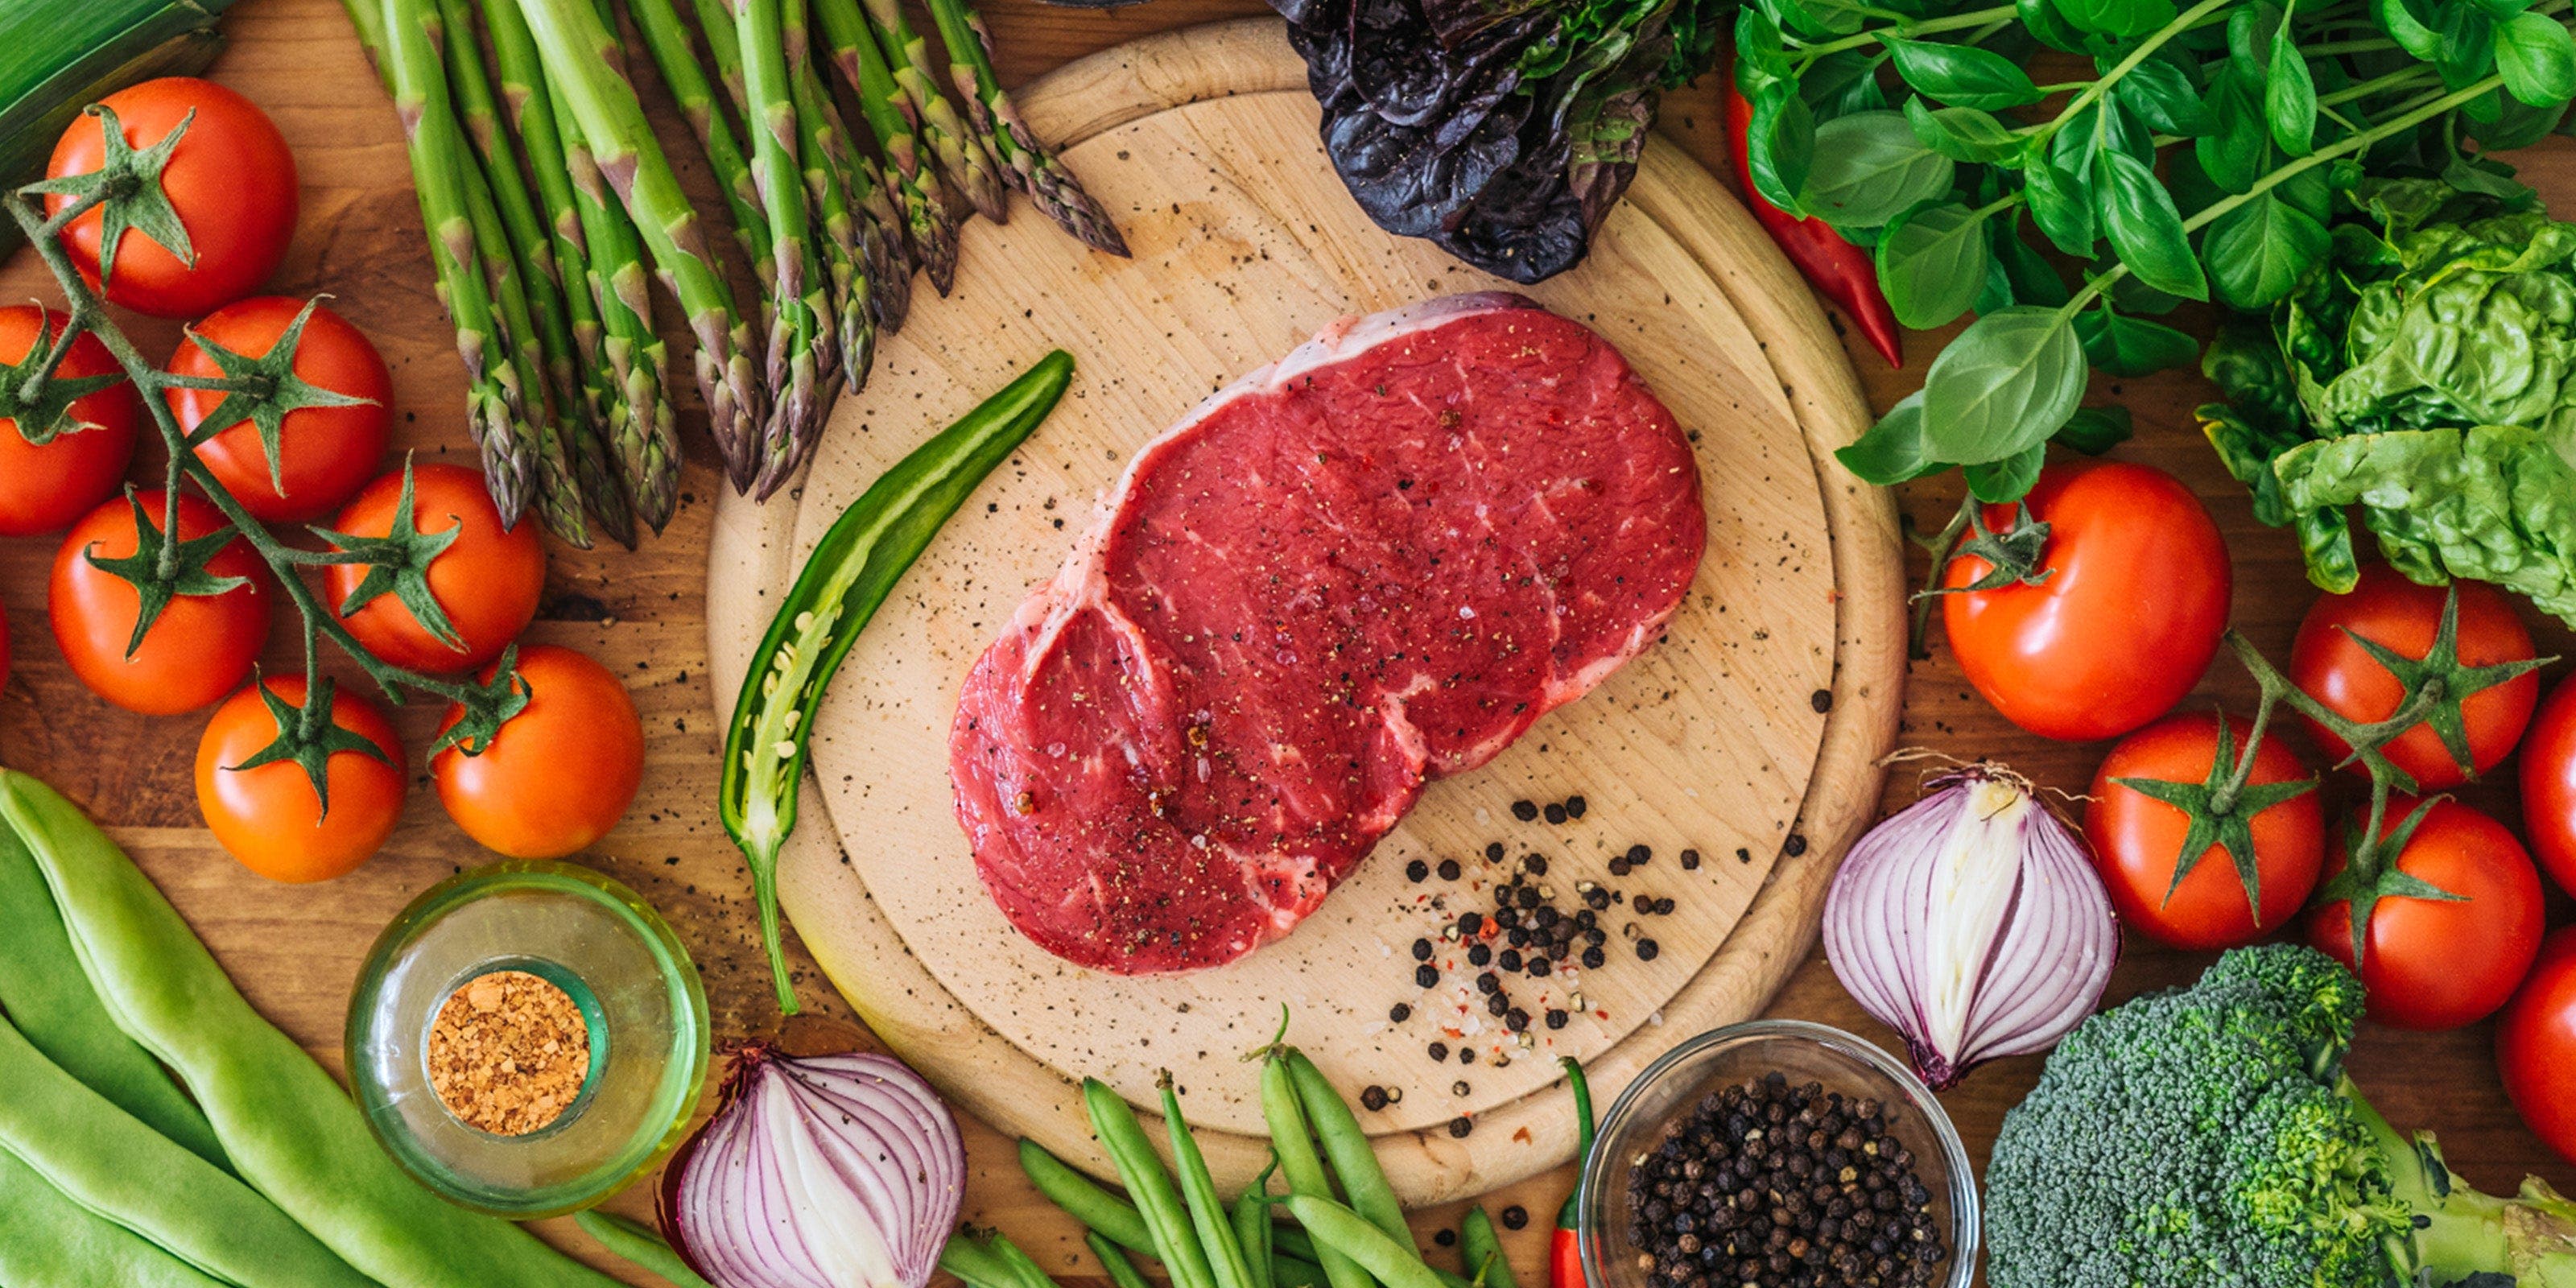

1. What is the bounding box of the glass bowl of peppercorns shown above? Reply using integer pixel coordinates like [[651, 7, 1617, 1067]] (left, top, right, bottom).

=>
[[1576, 1020, 1975, 1288]]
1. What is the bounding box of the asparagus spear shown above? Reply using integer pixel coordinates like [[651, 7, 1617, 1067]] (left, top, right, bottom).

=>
[[922, 0, 1128, 256], [814, 0, 958, 295], [622, 0, 772, 291], [351, 0, 535, 526], [431, 0, 598, 547], [483, 0, 659, 543], [728, 0, 833, 494], [854, 0, 1006, 221], [518, 0, 765, 491], [851, 150, 914, 333], [789, 55, 873, 397]]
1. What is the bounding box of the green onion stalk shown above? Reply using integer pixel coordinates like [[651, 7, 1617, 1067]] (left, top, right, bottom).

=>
[[518, 0, 766, 495], [922, 0, 1127, 256], [347, 0, 536, 526], [851, 0, 1007, 221], [817, 0, 960, 294]]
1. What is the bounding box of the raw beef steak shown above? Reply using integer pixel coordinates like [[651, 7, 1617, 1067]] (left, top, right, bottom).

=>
[[949, 293, 1706, 972]]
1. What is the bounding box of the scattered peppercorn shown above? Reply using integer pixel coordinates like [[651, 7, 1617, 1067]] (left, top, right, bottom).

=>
[[1543, 803, 1567, 824], [1459, 1047, 1476, 1065], [1608, 858, 1632, 877], [1389, 1003, 1412, 1022], [1810, 687, 1834, 713], [1498, 949, 1523, 972], [1453, 1080, 1472, 1096], [1406, 859, 1430, 882], [1530, 956, 1553, 977], [1785, 833, 1808, 857], [1637, 938, 1661, 961], [1505, 1008, 1530, 1032], [1487, 993, 1510, 1018], [1360, 1085, 1389, 1112], [1546, 1008, 1571, 1029], [1435, 1228, 1458, 1248], [1510, 800, 1538, 821], [1680, 848, 1701, 870], [1501, 1206, 1530, 1231], [1415, 964, 1439, 988], [1565, 795, 1587, 819], [1485, 842, 1506, 863], [1413, 938, 1434, 961], [1583, 945, 1607, 969], [1448, 1116, 1473, 1138], [1437, 858, 1462, 881], [1428, 1042, 1450, 1061], [1459, 911, 1484, 935], [1524, 854, 1549, 876], [1468, 943, 1492, 967]]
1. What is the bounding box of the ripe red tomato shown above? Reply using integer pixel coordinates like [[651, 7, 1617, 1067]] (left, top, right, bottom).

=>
[[2306, 797, 2544, 1030], [325, 464, 543, 675], [168, 297, 391, 523], [2084, 712, 2323, 950], [51, 491, 271, 715], [1942, 460, 2232, 741], [44, 78, 297, 319], [432, 645, 644, 859], [2289, 567, 2537, 791], [0, 305, 139, 537], [195, 676, 406, 883], [2520, 673, 2576, 898], [2499, 927, 2576, 1166]]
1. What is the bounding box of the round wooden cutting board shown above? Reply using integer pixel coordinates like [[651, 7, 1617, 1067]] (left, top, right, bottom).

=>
[[708, 19, 1905, 1204]]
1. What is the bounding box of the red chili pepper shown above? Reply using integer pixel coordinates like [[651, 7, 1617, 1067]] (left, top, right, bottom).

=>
[[1721, 64, 1905, 369], [1549, 1058, 1596, 1288]]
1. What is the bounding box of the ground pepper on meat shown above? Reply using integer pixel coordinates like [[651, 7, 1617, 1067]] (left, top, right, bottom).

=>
[[1624, 1074, 1946, 1288]]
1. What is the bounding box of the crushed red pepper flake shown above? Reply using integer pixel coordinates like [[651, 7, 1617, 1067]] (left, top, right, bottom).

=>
[[427, 970, 590, 1137]]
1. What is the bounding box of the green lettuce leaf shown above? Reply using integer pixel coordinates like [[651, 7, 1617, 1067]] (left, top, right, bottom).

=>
[[2273, 423, 2576, 622]]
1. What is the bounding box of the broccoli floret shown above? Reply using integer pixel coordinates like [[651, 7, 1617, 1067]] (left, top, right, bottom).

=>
[[1988, 944, 2576, 1288]]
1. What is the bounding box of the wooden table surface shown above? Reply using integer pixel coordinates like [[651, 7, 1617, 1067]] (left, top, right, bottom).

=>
[[5, 2, 2574, 1283]]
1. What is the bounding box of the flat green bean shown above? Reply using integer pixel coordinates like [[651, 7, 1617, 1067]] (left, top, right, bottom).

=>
[[1286, 1051, 1410, 1253], [989, 1231, 1065, 1288], [1092, 1231, 1158, 1288], [1273, 1252, 1329, 1288], [573, 1211, 714, 1288], [1163, 1077, 1257, 1288], [1083, 1079, 1219, 1288], [1235, 1177, 1276, 1288], [0, 1013, 370, 1288], [0, 770, 625, 1288], [1019, 1137, 1154, 1253], [939, 1234, 1016, 1288], [1274, 1223, 1319, 1263], [1261, 1055, 1377, 1288], [1459, 1208, 1516, 1288], [0, 1146, 229, 1288], [1286, 1195, 1447, 1288], [0, 820, 226, 1171]]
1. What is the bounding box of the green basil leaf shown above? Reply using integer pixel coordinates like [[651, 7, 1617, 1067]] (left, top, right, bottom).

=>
[[2268, 12, 2318, 155], [1975, 252, 2016, 313], [1878, 35, 2046, 109], [2104, 98, 2157, 163], [2478, 92, 2572, 147], [1798, 50, 1883, 122], [2201, 192, 2330, 309], [2021, 0, 2095, 51], [1995, 217, 2072, 304], [2095, 149, 2209, 300], [1877, 200, 1996, 329], [1802, 110, 1955, 229], [2197, 64, 2268, 192], [1919, 306, 2089, 464], [1905, 97, 2025, 161], [2378, 0, 2442, 58], [1769, 0, 1867, 39], [2114, 55, 2214, 135], [1749, 88, 1816, 217], [2440, 6, 2499, 88], [2107, 270, 2185, 315], [2166, 147, 2225, 218], [1964, 442, 2048, 502], [2074, 304, 2201, 376], [1735, 8, 1796, 93], [2228, 2, 2284, 76], [2440, 153, 2535, 203], [2051, 0, 2176, 39], [2497, 11, 2576, 104], [2023, 158, 2097, 255], [1833, 392, 1946, 484], [2472, 0, 2538, 19], [2053, 406, 2134, 454]]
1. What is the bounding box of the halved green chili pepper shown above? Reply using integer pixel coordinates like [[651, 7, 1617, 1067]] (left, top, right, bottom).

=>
[[0, 1013, 371, 1288], [720, 350, 1075, 1013], [1020, 1136, 1154, 1253], [573, 1211, 715, 1288], [0, 1147, 228, 1288], [0, 820, 226, 1171], [0, 770, 624, 1288]]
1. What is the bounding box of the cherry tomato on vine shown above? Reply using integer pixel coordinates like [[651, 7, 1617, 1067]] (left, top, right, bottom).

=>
[[433, 645, 644, 859], [2499, 927, 2576, 1167], [169, 296, 391, 523], [44, 78, 296, 319], [0, 305, 139, 537], [2305, 797, 2543, 1030], [2520, 673, 2576, 898], [324, 464, 543, 676], [195, 676, 406, 883], [2084, 712, 2323, 950], [2289, 567, 2537, 792], [50, 490, 271, 715], [1942, 460, 2232, 742]]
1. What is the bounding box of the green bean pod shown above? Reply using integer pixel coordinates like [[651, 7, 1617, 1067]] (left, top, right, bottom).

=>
[[1020, 1137, 1155, 1253], [989, 1231, 1066, 1288], [1236, 1178, 1278, 1288], [1163, 1076, 1259, 1288], [1261, 1055, 1379, 1288], [0, 824, 225, 1171], [1459, 1208, 1515, 1288], [0, 1147, 229, 1288], [0, 770, 624, 1288], [1084, 1078, 1220, 1288], [1273, 1253, 1330, 1288], [1286, 1050, 1411, 1253], [0, 1014, 371, 1288], [574, 1211, 715, 1288], [720, 351, 1072, 1013], [1092, 1231, 1159, 1288], [939, 1234, 1016, 1288], [1286, 1195, 1449, 1288]]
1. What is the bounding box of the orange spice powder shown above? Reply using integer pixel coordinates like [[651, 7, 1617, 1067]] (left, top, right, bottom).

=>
[[427, 969, 591, 1136]]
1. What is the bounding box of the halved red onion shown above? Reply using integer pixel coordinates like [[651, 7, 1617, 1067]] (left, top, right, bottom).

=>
[[1822, 766, 2116, 1089], [663, 1044, 966, 1288]]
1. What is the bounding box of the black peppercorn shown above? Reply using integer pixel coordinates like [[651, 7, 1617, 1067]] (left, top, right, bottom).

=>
[[1566, 795, 1587, 819], [1544, 803, 1567, 824], [1360, 1085, 1389, 1111], [1502, 1206, 1529, 1230], [1449, 1117, 1473, 1138], [1406, 859, 1430, 882], [1427, 1042, 1449, 1061], [1784, 834, 1807, 857], [1485, 841, 1506, 863], [1680, 848, 1701, 869], [1475, 972, 1501, 994], [1517, 886, 1542, 909], [1637, 938, 1661, 961], [1498, 950, 1523, 972], [1608, 858, 1631, 877], [1459, 1047, 1476, 1065], [1530, 956, 1553, 977], [1389, 1003, 1411, 1023], [1583, 945, 1607, 969], [1415, 964, 1439, 988], [1487, 992, 1509, 1018], [1438, 858, 1462, 881], [1435, 1228, 1457, 1247], [1413, 938, 1434, 961], [1546, 1008, 1570, 1029], [1510, 800, 1538, 821], [1505, 1008, 1530, 1031], [1459, 911, 1484, 935], [1468, 943, 1492, 967]]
